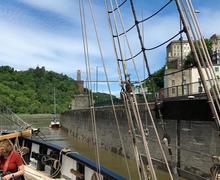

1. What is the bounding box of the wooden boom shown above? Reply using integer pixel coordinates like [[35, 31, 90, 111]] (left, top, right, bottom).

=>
[[0, 129, 32, 141]]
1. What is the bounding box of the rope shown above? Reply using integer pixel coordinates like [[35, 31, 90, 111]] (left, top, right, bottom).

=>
[[139, 0, 173, 24], [89, 0, 131, 179], [145, 29, 184, 51], [121, 92, 144, 179], [105, 0, 129, 83], [185, 0, 220, 108], [79, 0, 101, 178], [117, 29, 184, 62], [176, 0, 220, 128], [114, 0, 174, 37], [117, 49, 143, 62], [182, 0, 220, 113], [51, 148, 71, 178], [112, 0, 174, 178], [108, 0, 127, 13], [129, 0, 151, 77], [110, 0, 157, 178], [88, 0, 132, 179]]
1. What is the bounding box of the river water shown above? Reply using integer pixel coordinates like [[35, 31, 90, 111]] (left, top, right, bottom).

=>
[[21, 114, 181, 180]]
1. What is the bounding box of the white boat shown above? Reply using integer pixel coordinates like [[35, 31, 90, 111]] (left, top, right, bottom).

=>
[[49, 87, 61, 129], [49, 120, 61, 129]]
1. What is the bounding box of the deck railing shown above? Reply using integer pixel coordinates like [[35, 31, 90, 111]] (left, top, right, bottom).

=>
[[160, 79, 220, 99]]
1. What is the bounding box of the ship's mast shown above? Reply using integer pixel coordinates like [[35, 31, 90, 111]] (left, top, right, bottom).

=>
[[53, 87, 57, 121]]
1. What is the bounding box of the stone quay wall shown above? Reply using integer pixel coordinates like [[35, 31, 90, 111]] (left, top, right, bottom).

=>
[[61, 103, 220, 179]]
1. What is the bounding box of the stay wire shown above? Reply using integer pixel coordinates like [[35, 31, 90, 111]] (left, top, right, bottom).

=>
[[184, 0, 220, 110], [112, 0, 158, 179], [180, 0, 220, 112], [79, 0, 101, 177], [113, 0, 174, 37], [88, 0, 132, 179], [187, 0, 220, 100], [175, 0, 220, 129], [129, 0, 174, 178], [105, 2, 144, 176], [129, 0, 151, 76]]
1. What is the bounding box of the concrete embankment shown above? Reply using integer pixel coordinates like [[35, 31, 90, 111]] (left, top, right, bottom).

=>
[[61, 102, 220, 179]]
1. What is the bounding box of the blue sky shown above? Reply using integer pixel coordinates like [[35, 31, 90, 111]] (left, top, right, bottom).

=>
[[0, 0, 219, 95]]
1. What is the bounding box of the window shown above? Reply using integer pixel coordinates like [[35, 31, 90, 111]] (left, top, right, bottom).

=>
[[172, 80, 175, 86], [215, 67, 219, 72], [172, 88, 176, 94]]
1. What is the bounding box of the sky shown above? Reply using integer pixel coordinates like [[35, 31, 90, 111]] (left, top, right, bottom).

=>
[[0, 0, 219, 95]]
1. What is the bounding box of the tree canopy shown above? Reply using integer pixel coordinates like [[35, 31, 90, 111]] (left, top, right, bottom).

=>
[[143, 66, 165, 92], [184, 39, 213, 68], [0, 66, 79, 114]]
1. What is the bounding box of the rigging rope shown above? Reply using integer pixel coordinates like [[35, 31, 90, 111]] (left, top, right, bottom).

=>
[[139, 0, 173, 24], [88, 0, 132, 179], [145, 29, 184, 51], [176, 0, 220, 128], [79, 0, 101, 177], [109, 0, 175, 178], [113, 0, 174, 37], [185, 0, 220, 103], [117, 29, 184, 62], [115, 0, 175, 178], [108, 0, 127, 13]]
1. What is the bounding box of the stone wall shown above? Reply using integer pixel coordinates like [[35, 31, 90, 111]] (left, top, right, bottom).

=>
[[61, 104, 220, 179]]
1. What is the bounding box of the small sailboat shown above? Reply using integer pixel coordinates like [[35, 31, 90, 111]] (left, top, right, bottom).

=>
[[49, 87, 61, 128]]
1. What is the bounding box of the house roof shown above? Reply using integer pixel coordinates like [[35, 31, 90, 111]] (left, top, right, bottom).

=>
[[210, 34, 220, 40], [166, 40, 189, 48]]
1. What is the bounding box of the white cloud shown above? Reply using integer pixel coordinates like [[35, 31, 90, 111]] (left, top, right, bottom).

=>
[[19, 0, 75, 19], [0, 0, 219, 94]]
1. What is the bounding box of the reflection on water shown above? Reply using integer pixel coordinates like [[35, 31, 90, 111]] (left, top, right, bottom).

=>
[[22, 114, 178, 179]]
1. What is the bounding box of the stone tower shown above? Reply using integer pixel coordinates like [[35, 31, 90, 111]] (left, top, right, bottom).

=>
[[76, 70, 84, 94], [71, 69, 89, 110]]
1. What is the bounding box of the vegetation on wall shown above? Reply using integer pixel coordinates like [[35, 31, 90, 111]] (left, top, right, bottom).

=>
[[0, 66, 79, 113]]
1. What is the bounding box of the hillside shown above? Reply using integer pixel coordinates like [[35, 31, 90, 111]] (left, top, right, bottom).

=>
[[0, 66, 79, 113]]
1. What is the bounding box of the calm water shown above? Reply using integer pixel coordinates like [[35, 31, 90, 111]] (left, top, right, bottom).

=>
[[21, 114, 180, 180]]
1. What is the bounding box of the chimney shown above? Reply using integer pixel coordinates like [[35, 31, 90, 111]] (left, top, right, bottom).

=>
[[77, 70, 81, 81], [76, 70, 84, 94]]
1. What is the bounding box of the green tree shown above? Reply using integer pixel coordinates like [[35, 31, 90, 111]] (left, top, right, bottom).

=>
[[184, 39, 213, 68], [143, 66, 165, 92], [0, 66, 80, 113]]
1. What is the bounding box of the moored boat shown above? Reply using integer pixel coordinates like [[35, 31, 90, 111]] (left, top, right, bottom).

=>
[[49, 120, 61, 129], [49, 87, 61, 129]]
